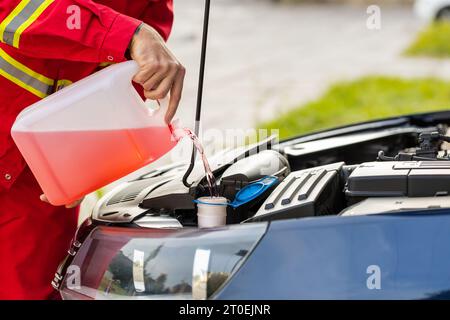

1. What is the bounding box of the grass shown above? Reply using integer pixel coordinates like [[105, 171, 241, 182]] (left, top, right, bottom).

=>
[[259, 76, 450, 139], [405, 22, 450, 58], [95, 189, 105, 199]]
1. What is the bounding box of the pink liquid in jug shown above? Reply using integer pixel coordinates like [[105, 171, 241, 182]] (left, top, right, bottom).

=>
[[13, 126, 177, 206]]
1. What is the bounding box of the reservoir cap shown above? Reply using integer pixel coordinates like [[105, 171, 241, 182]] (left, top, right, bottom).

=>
[[229, 176, 278, 208]]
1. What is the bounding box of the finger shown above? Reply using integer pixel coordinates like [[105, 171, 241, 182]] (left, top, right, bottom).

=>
[[132, 64, 158, 85], [144, 69, 177, 100], [142, 70, 168, 91], [165, 70, 185, 124], [65, 199, 82, 209], [40, 194, 49, 203]]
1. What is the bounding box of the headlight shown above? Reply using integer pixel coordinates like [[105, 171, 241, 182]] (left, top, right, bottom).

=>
[[56, 222, 267, 300]]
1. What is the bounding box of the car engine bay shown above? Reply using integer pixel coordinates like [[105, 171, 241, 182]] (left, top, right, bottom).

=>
[[91, 113, 450, 229]]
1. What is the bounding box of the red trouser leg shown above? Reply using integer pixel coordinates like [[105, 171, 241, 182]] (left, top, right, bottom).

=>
[[0, 166, 78, 299]]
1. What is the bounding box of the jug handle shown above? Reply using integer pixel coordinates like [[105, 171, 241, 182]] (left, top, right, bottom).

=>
[[118, 60, 169, 119], [116, 60, 140, 83]]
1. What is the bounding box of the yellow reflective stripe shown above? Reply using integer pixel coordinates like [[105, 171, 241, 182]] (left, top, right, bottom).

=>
[[13, 0, 54, 48], [55, 79, 72, 91], [0, 48, 53, 86], [0, 67, 47, 98], [99, 62, 116, 68], [0, 0, 31, 43], [0, 48, 55, 98]]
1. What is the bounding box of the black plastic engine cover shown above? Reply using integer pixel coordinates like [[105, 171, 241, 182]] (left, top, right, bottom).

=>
[[248, 162, 345, 222], [345, 161, 450, 201]]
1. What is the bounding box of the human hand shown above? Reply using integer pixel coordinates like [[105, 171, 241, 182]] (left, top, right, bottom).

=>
[[40, 194, 83, 209], [129, 23, 185, 124]]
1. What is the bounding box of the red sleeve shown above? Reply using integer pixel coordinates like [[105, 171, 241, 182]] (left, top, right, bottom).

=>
[[0, 0, 142, 63], [141, 0, 174, 42]]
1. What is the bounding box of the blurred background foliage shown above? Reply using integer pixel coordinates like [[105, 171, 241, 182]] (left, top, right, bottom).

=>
[[261, 76, 450, 138], [259, 1, 450, 139], [406, 22, 450, 58]]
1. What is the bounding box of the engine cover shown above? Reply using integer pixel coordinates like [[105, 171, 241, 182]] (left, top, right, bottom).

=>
[[248, 162, 345, 222], [345, 161, 450, 202]]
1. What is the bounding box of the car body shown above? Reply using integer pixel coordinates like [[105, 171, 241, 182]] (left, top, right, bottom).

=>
[[54, 110, 450, 300], [414, 0, 450, 21]]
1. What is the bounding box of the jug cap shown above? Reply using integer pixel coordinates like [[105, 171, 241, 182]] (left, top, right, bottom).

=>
[[169, 119, 186, 142]]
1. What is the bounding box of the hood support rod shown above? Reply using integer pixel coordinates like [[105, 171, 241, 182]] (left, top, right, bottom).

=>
[[182, 0, 211, 188]]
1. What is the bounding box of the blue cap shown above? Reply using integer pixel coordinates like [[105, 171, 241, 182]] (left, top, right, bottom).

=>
[[229, 176, 278, 208]]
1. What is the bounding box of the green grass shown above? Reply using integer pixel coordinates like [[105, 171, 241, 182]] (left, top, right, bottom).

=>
[[405, 22, 450, 58], [95, 189, 105, 199], [260, 76, 450, 139]]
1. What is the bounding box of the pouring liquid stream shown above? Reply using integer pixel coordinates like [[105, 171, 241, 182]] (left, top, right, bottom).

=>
[[179, 128, 219, 198]]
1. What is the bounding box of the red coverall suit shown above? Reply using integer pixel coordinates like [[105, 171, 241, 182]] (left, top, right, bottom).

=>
[[0, 0, 173, 299]]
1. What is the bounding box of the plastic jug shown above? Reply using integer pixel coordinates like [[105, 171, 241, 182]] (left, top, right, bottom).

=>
[[11, 61, 178, 206]]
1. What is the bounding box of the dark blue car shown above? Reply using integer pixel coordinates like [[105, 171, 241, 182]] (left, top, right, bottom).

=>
[[53, 110, 450, 300]]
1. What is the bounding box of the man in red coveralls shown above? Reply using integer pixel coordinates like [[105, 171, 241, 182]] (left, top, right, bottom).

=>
[[0, 0, 184, 299]]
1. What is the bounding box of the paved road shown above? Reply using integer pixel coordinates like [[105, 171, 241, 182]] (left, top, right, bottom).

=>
[[169, 0, 450, 132]]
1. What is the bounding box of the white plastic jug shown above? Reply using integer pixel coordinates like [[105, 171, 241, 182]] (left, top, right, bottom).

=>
[[11, 61, 178, 206]]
